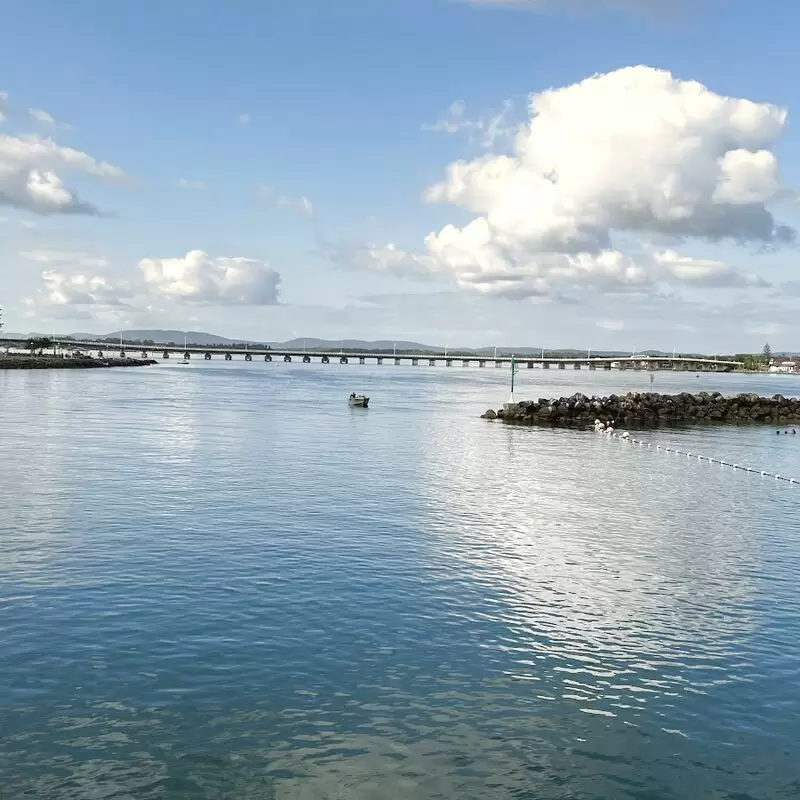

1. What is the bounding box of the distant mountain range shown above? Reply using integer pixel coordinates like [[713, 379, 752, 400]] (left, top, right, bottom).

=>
[[1, 329, 789, 357], [67, 331, 444, 350], [64, 330, 620, 354]]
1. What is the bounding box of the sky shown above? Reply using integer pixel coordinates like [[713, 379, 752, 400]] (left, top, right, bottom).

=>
[[2, 0, 800, 351]]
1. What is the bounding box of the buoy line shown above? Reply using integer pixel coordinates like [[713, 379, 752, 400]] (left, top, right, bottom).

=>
[[594, 427, 799, 485]]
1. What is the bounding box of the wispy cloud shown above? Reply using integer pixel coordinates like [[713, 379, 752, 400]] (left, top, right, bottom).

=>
[[28, 108, 55, 125], [422, 100, 515, 148], [256, 184, 313, 216], [27, 106, 71, 130], [177, 178, 205, 190], [458, 0, 692, 17], [20, 249, 110, 269], [597, 319, 625, 331]]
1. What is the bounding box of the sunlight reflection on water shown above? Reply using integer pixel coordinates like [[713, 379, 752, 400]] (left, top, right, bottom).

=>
[[1, 364, 799, 798]]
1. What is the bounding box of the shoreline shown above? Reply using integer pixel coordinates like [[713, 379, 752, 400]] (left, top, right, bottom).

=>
[[0, 356, 157, 370], [483, 391, 800, 428]]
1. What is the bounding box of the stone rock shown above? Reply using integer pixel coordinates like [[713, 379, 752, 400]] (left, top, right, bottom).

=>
[[490, 391, 800, 429]]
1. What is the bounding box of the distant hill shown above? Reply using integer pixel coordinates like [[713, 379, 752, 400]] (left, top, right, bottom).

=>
[[1, 329, 778, 357], [76, 330, 240, 346], [59, 331, 441, 350], [278, 338, 436, 351]]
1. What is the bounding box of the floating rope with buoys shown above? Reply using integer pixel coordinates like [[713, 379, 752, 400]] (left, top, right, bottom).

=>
[[595, 427, 799, 485]]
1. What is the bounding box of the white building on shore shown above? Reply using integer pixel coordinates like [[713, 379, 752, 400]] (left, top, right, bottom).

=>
[[769, 359, 798, 374]]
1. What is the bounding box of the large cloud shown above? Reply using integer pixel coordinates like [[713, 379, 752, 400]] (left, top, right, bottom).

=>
[[0, 133, 129, 215], [25, 271, 134, 311], [139, 249, 281, 305], [400, 66, 791, 298]]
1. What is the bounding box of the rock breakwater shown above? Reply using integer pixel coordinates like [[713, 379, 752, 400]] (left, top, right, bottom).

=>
[[0, 356, 157, 370], [483, 392, 800, 428]]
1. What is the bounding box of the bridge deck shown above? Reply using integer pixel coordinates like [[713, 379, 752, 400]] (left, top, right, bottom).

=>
[[45, 340, 742, 368]]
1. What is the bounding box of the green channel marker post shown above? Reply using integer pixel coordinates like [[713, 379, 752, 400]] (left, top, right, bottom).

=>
[[508, 354, 520, 407]]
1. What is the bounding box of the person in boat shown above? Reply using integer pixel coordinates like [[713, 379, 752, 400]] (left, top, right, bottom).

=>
[[350, 392, 356, 400]]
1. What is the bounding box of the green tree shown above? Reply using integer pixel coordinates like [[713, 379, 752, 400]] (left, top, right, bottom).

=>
[[762, 342, 772, 364], [27, 337, 53, 355]]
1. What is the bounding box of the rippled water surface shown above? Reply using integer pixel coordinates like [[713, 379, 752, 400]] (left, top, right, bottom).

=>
[[2, 363, 800, 799]]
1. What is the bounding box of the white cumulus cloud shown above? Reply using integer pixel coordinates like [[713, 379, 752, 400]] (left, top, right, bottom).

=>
[[425, 67, 791, 249], [425, 218, 653, 297], [0, 133, 129, 215], [139, 249, 281, 305], [27, 270, 134, 308], [356, 66, 790, 300]]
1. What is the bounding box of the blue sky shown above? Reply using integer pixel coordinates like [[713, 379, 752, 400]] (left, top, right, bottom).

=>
[[1, 0, 799, 350]]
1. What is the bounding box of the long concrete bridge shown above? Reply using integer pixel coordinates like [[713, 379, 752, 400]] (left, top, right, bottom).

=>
[[54, 340, 742, 372]]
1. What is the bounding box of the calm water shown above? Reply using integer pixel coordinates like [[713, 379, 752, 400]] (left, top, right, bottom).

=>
[[2, 363, 800, 799]]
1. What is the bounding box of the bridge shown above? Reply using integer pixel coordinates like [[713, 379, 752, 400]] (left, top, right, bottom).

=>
[[51, 340, 742, 372]]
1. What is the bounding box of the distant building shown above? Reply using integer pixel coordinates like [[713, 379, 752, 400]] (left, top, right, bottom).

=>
[[769, 360, 798, 374]]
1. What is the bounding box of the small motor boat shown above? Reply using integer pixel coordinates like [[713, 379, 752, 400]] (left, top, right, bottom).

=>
[[348, 393, 369, 408]]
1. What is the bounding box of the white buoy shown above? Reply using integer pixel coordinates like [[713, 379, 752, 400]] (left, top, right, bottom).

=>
[[584, 428, 796, 486]]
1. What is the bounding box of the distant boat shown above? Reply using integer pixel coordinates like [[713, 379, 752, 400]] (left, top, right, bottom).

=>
[[348, 393, 369, 408]]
